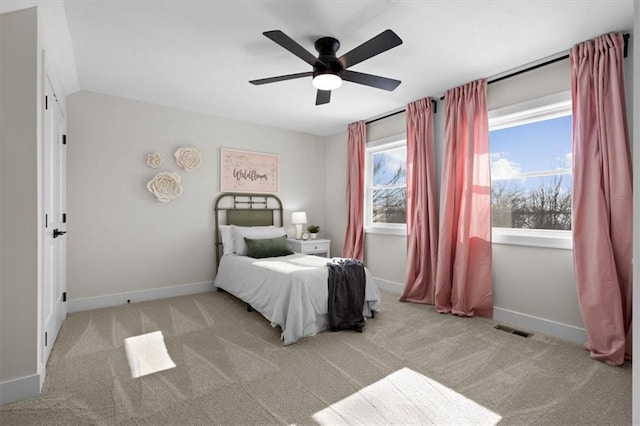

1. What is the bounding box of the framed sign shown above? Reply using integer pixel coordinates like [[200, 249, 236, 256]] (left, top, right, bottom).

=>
[[220, 148, 279, 193]]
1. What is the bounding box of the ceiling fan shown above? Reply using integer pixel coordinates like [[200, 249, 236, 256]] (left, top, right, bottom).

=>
[[249, 29, 403, 105]]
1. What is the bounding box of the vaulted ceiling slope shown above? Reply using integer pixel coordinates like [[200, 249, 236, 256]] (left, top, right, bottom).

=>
[[0, 1, 634, 136]]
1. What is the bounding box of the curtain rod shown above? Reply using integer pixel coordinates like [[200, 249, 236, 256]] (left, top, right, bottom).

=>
[[366, 103, 429, 125], [366, 33, 630, 124], [491, 32, 630, 85]]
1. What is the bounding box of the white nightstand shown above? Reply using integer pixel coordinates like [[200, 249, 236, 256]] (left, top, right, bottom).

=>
[[287, 238, 331, 258]]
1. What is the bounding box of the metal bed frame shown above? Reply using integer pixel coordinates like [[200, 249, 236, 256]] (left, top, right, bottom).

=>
[[213, 192, 284, 267]]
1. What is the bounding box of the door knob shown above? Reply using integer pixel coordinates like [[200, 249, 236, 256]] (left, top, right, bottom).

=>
[[53, 229, 67, 238]]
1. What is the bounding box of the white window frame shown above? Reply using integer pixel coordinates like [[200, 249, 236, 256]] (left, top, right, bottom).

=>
[[489, 91, 573, 250], [364, 134, 407, 236]]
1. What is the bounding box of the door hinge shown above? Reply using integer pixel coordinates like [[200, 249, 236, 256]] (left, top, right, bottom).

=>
[[62, 213, 67, 223], [45, 332, 48, 347], [63, 292, 67, 302], [62, 134, 67, 145]]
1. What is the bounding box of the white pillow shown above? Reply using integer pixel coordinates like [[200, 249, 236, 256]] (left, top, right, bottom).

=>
[[231, 225, 286, 256], [219, 225, 235, 255]]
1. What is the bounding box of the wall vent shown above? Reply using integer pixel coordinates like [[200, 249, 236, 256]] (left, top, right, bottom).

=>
[[494, 324, 532, 338]]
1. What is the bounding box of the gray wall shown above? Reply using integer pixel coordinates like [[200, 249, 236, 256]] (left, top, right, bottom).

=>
[[324, 50, 634, 341], [487, 60, 584, 335], [0, 7, 41, 385], [66, 91, 326, 301], [324, 130, 348, 257], [324, 112, 413, 286]]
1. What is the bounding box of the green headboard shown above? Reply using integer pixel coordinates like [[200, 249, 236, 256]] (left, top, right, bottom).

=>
[[213, 192, 284, 265]]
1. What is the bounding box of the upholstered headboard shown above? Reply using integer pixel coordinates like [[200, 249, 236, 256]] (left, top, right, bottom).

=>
[[213, 192, 284, 265]]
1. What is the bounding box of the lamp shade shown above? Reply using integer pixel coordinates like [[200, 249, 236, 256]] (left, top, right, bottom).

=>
[[291, 211, 307, 224]]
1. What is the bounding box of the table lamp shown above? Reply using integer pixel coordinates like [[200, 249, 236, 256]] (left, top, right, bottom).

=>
[[291, 211, 307, 240]]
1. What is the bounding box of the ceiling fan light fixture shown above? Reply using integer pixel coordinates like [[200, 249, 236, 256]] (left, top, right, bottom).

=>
[[312, 73, 342, 91]]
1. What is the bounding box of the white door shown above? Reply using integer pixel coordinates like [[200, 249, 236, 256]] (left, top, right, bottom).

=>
[[42, 74, 67, 363]]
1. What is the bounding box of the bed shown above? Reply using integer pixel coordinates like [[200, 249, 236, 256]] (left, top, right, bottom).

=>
[[213, 192, 381, 345]]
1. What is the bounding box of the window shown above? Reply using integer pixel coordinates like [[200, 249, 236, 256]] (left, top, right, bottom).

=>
[[365, 136, 407, 235], [489, 91, 573, 249]]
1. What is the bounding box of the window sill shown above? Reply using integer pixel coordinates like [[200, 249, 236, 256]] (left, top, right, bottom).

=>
[[365, 226, 407, 236], [364, 226, 572, 247], [492, 228, 572, 250]]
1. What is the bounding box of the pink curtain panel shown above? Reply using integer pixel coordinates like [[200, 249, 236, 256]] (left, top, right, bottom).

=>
[[435, 79, 493, 318], [343, 121, 366, 261], [571, 31, 632, 365], [401, 98, 439, 304]]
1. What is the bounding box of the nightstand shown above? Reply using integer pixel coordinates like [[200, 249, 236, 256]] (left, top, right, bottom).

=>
[[287, 238, 331, 258]]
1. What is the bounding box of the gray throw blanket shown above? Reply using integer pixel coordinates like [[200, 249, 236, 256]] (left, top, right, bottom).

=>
[[326, 258, 366, 333]]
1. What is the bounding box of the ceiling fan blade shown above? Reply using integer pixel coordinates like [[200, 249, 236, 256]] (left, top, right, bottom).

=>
[[338, 29, 402, 69], [342, 70, 401, 91], [263, 30, 324, 67], [315, 90, 331, 105], [249, 71, 312, 85]]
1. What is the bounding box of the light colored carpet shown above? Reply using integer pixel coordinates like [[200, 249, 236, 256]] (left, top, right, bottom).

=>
[[0, 289, 631, 425]]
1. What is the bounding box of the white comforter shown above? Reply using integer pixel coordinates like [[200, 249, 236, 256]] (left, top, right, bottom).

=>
[[214, 253, 381, 345]]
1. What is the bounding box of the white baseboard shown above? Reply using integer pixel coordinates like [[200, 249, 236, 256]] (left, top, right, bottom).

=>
[[371, 277, 586, 345], [493, 306, 587, 345], [67, 281, 215, 313], [2, 282, 212, 405], [0, 373, 41, 405], [373, 277, 403, 294]]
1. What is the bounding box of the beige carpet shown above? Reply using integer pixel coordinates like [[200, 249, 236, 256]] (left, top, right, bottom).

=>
[[0, 289, 631, 425]]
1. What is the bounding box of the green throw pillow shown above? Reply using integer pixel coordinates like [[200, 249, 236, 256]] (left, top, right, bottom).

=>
[[244, 235, 294, 259]]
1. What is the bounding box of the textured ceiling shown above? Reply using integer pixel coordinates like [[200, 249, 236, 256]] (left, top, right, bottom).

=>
[[1, 0, 634, 136]]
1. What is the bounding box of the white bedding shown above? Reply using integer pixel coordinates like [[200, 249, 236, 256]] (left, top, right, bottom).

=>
[[214, 253, 381, 345]]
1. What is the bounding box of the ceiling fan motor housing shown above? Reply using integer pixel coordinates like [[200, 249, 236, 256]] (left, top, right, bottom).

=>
[[313, 37, 343, 78]]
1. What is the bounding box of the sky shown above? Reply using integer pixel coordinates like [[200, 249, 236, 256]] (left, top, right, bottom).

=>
[[373, 146, 407, 186], [490, 114, 572, 179], [373, 114, 572, 192]]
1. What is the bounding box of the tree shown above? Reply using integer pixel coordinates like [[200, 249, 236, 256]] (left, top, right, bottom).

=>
[[372, 152, 406, 223], [522, 175, 571, 230], [491, 175, 571, 230], [491, 181, 527, 228]]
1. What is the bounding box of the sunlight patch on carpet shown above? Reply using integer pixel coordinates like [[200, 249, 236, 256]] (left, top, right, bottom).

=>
[[311, 367, 501, 425], [124, 331, 176, 378]]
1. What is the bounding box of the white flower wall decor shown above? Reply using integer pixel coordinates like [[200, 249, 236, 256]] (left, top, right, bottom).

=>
[[147, 171, 183, 203], [146, 152, 163, 168], [174, 146, 201, 172]]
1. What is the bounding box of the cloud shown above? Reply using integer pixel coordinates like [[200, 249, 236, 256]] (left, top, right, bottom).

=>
[[491, 152, 521, 180], [386, 149, 406, 171], [554, 152, 572, 170]]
